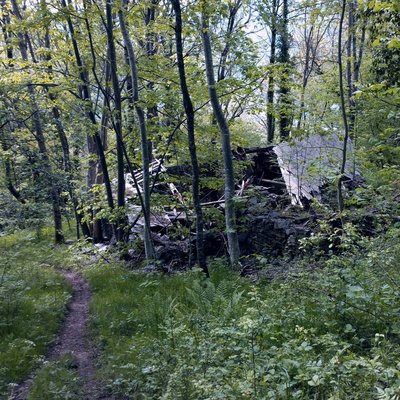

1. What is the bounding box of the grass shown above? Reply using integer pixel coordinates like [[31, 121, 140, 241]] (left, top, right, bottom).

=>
[[2, 225, 400, 399], [85, 228, 400, 399], [27, 356, 82, 400], [84, 261, 248, 398], [0, 228, 72, 398]]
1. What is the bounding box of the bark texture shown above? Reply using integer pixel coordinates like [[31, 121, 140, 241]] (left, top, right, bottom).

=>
[[11, 0, 64, 243], [201, 2, 240, 267], [105, 0, 127, 242], [119, 2, 155, 259], [171, 0, 209, 276]]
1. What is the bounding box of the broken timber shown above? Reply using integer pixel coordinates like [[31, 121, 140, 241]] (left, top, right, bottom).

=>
[[125, 133, 360, 236], [126, 158, 185, 206]]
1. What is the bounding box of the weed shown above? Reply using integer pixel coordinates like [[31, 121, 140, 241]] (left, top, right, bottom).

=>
[[28, 356, 82, 400], [0, 229, 72, 397], [86, 229, 400, 399]]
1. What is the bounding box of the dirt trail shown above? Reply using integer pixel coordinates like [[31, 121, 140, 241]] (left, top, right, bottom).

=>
[[11, 270, 114, 400]]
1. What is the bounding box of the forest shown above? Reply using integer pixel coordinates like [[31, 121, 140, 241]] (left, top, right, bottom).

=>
[[0, 0, 399, 398]]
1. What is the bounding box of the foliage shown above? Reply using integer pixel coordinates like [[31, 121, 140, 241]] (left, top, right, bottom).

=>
[[368, 0, 400, 86], [0, 0, 399, 398], [0, 0, 398, 246], [86, 227, 400, 399], [27, 356, 82, 400], [0, 229, 71, 398]]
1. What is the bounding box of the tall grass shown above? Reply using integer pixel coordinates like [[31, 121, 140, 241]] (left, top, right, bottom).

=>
[[86, 228, 400, 399], [27, 356, 82, 400], [0, 229, 72, 398]]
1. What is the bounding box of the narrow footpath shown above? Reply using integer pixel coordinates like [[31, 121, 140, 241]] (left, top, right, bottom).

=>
[[11, 270, 115, 400]]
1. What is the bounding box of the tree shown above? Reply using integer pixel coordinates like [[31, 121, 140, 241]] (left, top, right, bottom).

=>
[[119, 0, 155, 260], [295, 3, 335, 130], [41, 0, 90, 239], [170, 0, 208, 276], [337, 0, 350, 215], [8, 0, 64, 243], [201, 0, 240, 267], [63, 0, 115, 241], [105, 0, 127, 242], [277, 0, 291, 140], [257, 0, 281, 142]]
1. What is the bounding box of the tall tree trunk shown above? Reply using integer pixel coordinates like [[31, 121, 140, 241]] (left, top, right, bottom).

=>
[[171, 0, 209, 276], [347, 0, 356, 134], [337, 0, 350, 216], [143, 0, 158, 159], [10, 0, 64, 243], [0, 4, 24, 204], [296, 23, 313, 130], [217, 0, 241, 83], [278, 0, 291, 140], [353, 24, 366, 84], [92, 53, 112, 243], [346, 0, 366, 185], [105, 0, 126, 242], [119, 2, 155, 259], [266, 0, 278, 143], [201, 2, 240, 267], [1, 138, 25, 203], [42, 17, 90, 239], [61, 0, 115, 232]]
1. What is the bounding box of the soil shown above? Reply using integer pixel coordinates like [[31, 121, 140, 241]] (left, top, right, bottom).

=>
[[10, 270, 117, 400]]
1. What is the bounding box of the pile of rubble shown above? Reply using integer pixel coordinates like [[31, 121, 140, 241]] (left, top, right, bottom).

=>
[[123, 134, 360, 269]]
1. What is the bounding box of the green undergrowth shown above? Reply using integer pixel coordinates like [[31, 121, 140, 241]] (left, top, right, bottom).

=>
[[27, 356, 82, 400], [85, 227, 400, 400], [0, 228, 72, 398]]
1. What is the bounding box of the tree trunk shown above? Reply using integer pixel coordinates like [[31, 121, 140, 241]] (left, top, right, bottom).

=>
[[337, 0, 350, 216], [61, 0, 115, 217], [217, 0, 241, 83], [119, 2, 155, 259], [105, 0, 127, 242], [278, 0, 291, 140], [92, 51, 112, 243], [143, 0, 158, 159], [0, 6, 24, 204], [10, 0, 64, 243], [171, 0, 209, 276], [296, 23, 313, 130], [42, 19, 90, 239], [201, 2, 240, 267], [1, 139, 25, 203], [347, 0, 356, 134], [266, 1, 277, 143]]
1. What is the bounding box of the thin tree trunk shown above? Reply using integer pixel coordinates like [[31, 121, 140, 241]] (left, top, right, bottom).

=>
[[42, 19, 90, 239], [337, 0, 350, 215], [217, 0, 241, 83], [171, 0, 209, 276], [10, 0, 64, 243], [201, 2, 240, 267], [267, 14, 277, 142], [347, 0, 356, 133], [5, 163, 24, 203], [1, 139, 25, 203], [278, 0, 291, 140], [119, 2, 155, 259], [354, 24, 366, 83], [0, 4, 24, 204], [92, 53, 112, 243], [296, 23, 313, 130], [123, 46, 135, 137], [143, 0, 158, 159], [105, 0, 126, 242], [61, 0, 115, 216]]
